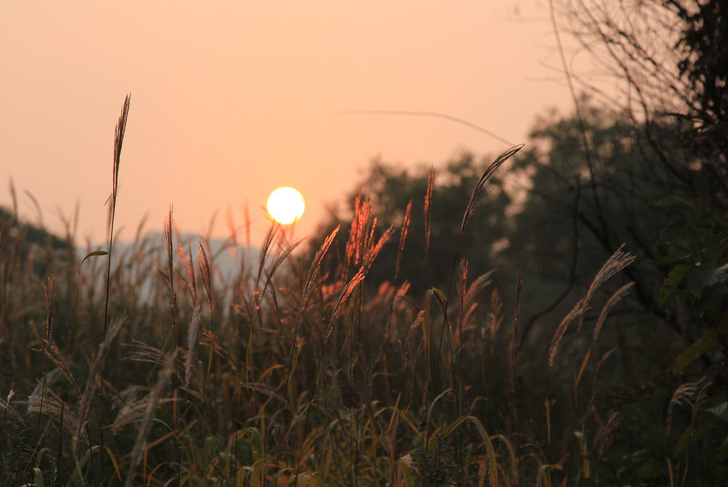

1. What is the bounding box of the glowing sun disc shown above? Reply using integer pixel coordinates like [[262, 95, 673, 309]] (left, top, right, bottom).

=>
[[267, 187, 305, 224]]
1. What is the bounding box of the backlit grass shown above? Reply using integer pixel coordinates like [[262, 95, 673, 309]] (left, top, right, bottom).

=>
[[1, 98, 638, 487]]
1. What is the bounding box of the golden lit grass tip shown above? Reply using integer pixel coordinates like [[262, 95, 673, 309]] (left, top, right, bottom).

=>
[[394, 200, 412, 282], [329, 223, 394, 337], [345, 190, 372, 270]]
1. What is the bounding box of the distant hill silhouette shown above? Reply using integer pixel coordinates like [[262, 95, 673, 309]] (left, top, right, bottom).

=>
[[0, 206, 74, 275]]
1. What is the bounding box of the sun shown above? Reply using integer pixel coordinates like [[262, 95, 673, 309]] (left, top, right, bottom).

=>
[[267, 187, 305, 224]]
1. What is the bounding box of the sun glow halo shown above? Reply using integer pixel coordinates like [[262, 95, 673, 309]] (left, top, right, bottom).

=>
[[267, 187, 305, 224]]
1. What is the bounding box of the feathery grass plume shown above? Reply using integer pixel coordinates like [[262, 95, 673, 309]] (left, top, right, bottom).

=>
[[75, 315, 126, 441], [345, 190, 363, 269], [394, 200, 412, 282], [424, 168, 434, 289], [42, 342, 82, 401], [463, 271, 493, 310], [104, 94, 131, 335], [459, 271, 493, 340], [184, 304, 202, 390], [124, 340, 168, 367], [199, 329, 237, 372], [548, 244, 635, 367], [109, 386, 147, 434], [448, 143, 524, 297], [113, 96, 131, 199], [177, 239, 197, 306], [447, 144, 525, 297], [164, 207, 178, 349], [592, 282, 634, 343], [197, 243, 213, 314], [27, 380, 79, 436], [123, 351, 177, 487], [41, 278, 81, 400], [548, 298, 585, 369], [577, 244, 635, 333], [328, 224, 394, 337], [462, 143, 524, 229], [666, 379, 709, 435], [345, 190, 373, 272]]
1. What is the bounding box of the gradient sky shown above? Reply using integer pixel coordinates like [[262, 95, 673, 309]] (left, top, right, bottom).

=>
[[1, 1, 575, 246]]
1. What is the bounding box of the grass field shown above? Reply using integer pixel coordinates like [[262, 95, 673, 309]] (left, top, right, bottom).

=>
[[0, 98, 658, 487]]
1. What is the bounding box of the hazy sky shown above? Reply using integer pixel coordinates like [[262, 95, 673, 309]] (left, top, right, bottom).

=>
[[1, 1, 574, 246]]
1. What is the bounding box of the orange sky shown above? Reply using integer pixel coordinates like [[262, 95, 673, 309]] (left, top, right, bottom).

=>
[[1, 1, 574, 246]]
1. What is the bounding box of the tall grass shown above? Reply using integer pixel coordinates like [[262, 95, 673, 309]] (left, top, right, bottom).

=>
[[0, 101, 639, 486]]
